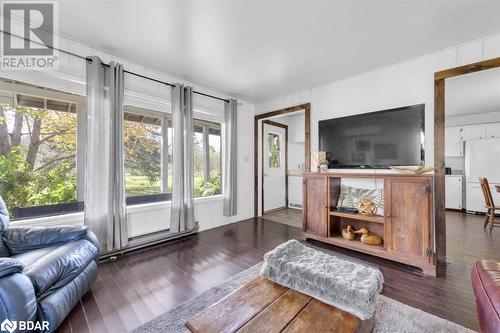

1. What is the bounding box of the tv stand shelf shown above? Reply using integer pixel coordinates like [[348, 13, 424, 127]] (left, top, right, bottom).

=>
[[302, 172, 436, 276], [307, 233, 386, 255], [329, 211, 385, 224]]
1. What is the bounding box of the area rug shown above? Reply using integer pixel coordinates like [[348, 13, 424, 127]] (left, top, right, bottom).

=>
[[132, 263, 475, 333]]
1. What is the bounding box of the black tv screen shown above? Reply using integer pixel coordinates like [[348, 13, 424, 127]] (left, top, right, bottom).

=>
[[318, 104, 425, 169]]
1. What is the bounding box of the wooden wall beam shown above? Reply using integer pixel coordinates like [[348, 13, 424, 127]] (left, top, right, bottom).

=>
[[435, 57, 500, 80], [434, 78, 446, 264]]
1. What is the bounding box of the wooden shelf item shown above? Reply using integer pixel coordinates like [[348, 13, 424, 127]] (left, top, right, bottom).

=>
[[329, 211, 385, 224]]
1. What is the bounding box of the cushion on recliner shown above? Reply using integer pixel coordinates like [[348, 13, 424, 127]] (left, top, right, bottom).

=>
[[13, 239, 98, 298], [472, 260, 500, 333], [3, 225, 91, 255], [0, 258, 24, 278], [0, 196, 11, 257], [38, 261, 97, 331]]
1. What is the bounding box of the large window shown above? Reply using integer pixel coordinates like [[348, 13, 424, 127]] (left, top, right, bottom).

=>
[[0, 80, 84, 219], [0, 78, 223, 220]]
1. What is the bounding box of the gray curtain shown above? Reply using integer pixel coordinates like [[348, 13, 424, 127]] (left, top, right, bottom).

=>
[[223, 99, 237, 216], [170, 84, 195, 233], [85, 56, 128, 252]]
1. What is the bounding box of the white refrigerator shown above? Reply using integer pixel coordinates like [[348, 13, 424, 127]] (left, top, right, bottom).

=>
[[465, 138, 500, 212]]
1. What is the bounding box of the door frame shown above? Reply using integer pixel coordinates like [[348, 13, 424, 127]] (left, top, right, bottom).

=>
[[434, 57, 500, 264], [254, 103, 311, 217], [262, 119, 288, 214]]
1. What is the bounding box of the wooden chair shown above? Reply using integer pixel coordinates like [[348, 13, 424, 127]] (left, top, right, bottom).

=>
[[479, 177, 500, 232]]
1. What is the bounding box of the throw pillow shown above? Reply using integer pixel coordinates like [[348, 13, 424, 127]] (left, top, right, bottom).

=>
[[337, 185, 384, 216]]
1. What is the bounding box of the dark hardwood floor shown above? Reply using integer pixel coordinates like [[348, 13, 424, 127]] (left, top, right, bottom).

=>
[[59, 211, 496, 332]]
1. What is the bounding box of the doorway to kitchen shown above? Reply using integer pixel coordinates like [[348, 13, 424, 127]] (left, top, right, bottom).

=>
[[435, 57, 500, 267]]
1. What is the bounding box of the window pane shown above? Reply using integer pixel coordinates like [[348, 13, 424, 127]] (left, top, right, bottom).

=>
[[167, 125, 173, 193], [0, 101, 78, 218], [268, 133, 280, 168], [124, 113, 162, 196], [193, 129, 204, 197], [192, 121, 222, 198], [208, 131, 221, 194]]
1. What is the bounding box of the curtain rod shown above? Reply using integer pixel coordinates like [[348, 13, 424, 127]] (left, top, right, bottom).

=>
[[0, 30, 230, 103]]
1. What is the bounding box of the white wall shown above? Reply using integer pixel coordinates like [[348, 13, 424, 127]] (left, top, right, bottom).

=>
[[256, 33, 500, 168], [287, 114, 306, 171], [6, 32, 255, 234]]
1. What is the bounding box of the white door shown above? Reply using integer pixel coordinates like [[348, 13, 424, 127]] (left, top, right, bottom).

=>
[[263, 123, 286, 212]]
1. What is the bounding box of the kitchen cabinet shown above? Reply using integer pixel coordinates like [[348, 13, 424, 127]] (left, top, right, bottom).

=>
[[462, 126, 486, 141], [445, 127, 463, 156], [445, 176, 462, 210], [486, 124, 500, 139]]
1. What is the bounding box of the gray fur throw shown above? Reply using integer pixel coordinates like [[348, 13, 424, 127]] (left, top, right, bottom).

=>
[[260, 240, 384, 320]]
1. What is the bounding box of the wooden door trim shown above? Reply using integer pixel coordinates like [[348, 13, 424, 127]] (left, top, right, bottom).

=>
[[434, 56, 500, 265], [254, 103, 311, 217], [262, 119, 288, 215]]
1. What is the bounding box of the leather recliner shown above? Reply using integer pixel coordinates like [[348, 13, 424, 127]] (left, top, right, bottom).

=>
[[472, 260, 500, 333], [0, 196, 99, 332]]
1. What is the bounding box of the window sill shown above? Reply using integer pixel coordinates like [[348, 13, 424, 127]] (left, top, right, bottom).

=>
[[127, 194, 224, 213], [10, 194, 225, 225], [10, 211, 84, 227], [194, 194, 225, 203]]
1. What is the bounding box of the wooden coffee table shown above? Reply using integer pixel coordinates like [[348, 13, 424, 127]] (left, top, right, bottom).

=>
[[186, 276, 375, 333]]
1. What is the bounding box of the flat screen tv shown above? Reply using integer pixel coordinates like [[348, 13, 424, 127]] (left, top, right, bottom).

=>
[[318, 104, 425, 169]]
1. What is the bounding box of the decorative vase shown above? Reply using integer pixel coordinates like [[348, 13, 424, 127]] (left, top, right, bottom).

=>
[[319, 164, 328, 172]]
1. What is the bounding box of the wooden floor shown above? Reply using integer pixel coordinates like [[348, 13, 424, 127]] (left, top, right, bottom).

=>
[[261, 207, 302, 228], [59, 210, 498, 332]]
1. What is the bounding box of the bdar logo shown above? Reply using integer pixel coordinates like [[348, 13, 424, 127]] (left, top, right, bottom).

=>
[[0, 319, 17, 333]]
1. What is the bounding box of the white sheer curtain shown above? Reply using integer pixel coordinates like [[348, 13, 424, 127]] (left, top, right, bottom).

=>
[[223, 99, 237, 216], [170, 83, 195, 233], [85, 56, 128, 252]]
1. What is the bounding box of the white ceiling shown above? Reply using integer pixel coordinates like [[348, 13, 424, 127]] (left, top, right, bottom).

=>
[[58, 0, 500, 102], [446, 67, 500, 118]]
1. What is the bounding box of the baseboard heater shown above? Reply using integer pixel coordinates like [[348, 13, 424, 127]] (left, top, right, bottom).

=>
[[100, 222, 199, 262]]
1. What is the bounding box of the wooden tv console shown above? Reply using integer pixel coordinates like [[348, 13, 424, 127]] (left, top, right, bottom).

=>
[[302, 172, 436, 276]]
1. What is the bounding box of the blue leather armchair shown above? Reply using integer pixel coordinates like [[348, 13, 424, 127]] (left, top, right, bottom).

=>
[[0, 196, 99, 332]]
